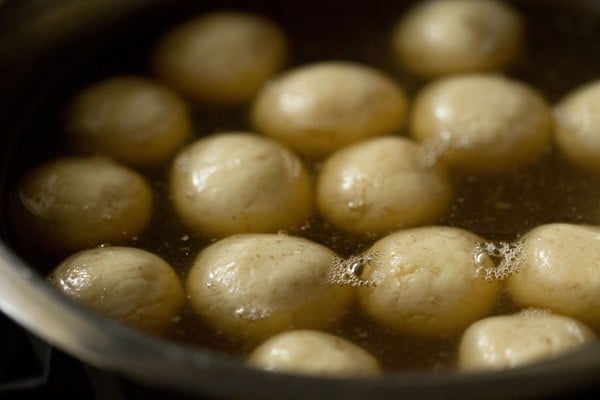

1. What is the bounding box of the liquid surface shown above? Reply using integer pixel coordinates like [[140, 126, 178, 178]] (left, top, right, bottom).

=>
[[3, 0, 600, 373]]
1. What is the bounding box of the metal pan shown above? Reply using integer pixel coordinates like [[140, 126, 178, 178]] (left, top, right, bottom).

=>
[[1, 1, 599, 398]]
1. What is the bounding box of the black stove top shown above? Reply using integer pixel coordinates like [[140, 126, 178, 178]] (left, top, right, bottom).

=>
[[1, 311, 95, 399], [0, 311, 223, 400]]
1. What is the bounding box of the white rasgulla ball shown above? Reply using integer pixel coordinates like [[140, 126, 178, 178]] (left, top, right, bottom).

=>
[[554, 80, 600, 172], [186, 234, 355, 342], [410, 74, 552, 174], [247, 330, 381, 377], [65, 76, 191, 167], [507, 223, 600, 330], [170, 132, 313, 238], [458, 310, 597, 372], [10, 156, 153, 256], [392, 0, 523, 78], [49, 246, 185, 334], [252, 61, 408, 157], [317, 136, 452, 236], [152, 11, 288, 104], [358, 226, 501, 337]]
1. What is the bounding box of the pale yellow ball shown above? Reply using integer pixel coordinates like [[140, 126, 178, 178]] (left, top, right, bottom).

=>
[[152, 11, 288, 104], [66, 76, 191, 167], [186, 234, 354, 342], [252, 61, 408, 157], [411, 74, 552, 173], [459, 310, 597, 372], [50, 246, 185, 334], [358, 226, 501, 337], [248, 330, 381, 377], [507, 223, 600, 329], [10, 157, 153, 255], [170, 132, 313, 238], [554, 80, 600, 172], [392, 0, 523, 77], [317, 136, 452, 236]]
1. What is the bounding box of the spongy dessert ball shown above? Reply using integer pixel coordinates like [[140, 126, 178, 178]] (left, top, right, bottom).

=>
[[65, 76, 191, 167], [170, 132, 312, 238], [252, 61, 408, 157], [49, 246, 185, 334], [358, 226, 501, 337], [458, 310, 597, 372], [392, 0, 523, 78], [410, 74, 552, 173], [152, 11, 288, 104], [10, 156, 153, 256], [186, 234, 354, 341], [316, 136, 452, 236], [554, 80, 600, 172], [507, 223, 600, 329], [247, 330, 381, 377]]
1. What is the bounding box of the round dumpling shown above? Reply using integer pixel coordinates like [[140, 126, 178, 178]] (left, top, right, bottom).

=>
[[554, 80, 600, 172], [507, 223, 600, 329], [65, 76, 191, 167], [152, 11, 288, 104], [170, 132, 313, 238], [49, 246, 185, 334], [458, 310, 597, 372], [316, 136, 452, 236], [9, 156, 153, 256], [247, 330, 381, 377], [392, 0, 523, 78], [186, 234, 354, 341], [358, 226, 501, 337], [410, 74, 552, 173], [252, 61, 407, 157]]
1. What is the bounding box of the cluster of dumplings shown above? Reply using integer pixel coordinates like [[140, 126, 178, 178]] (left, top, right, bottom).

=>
[[8, 0, 600, 377]]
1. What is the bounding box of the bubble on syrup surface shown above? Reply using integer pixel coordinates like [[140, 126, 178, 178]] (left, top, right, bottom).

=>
[[328, 252, 378, 287], [473, 240, 525, 281]]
